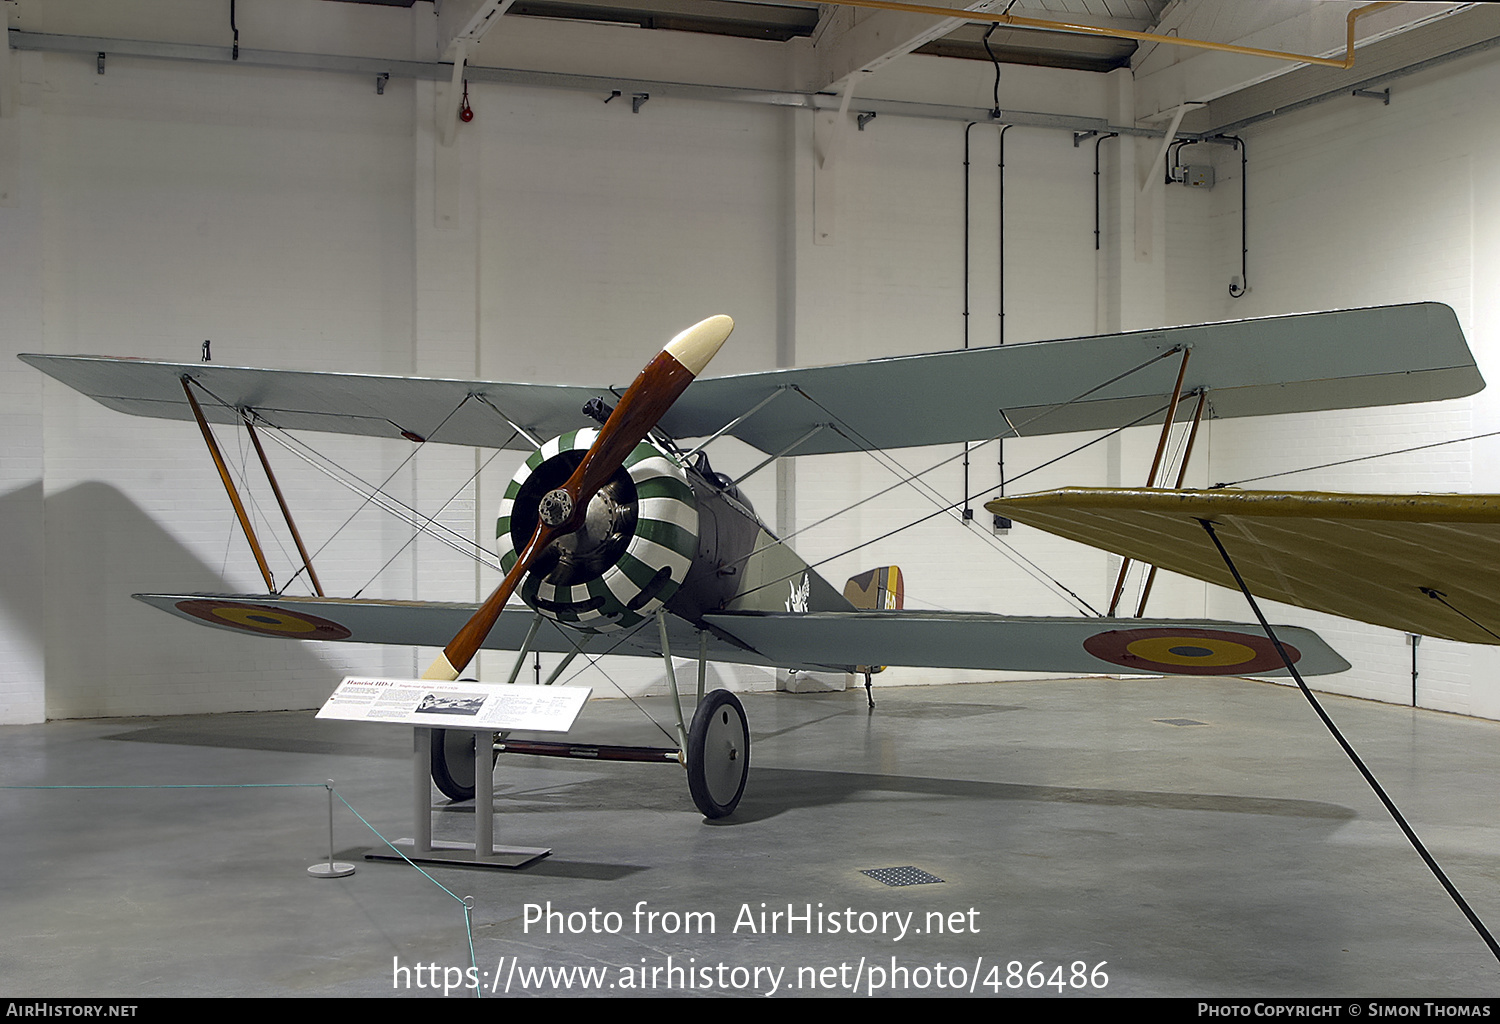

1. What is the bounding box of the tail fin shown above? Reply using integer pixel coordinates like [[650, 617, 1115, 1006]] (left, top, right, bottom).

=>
[[843, 566, 904, 611]]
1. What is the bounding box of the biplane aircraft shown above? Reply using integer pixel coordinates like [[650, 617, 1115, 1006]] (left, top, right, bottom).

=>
[[20, 301, 1483, 819]]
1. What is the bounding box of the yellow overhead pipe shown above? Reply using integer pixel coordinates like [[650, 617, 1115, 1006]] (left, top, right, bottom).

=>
[[817, 0, 1402, 71]]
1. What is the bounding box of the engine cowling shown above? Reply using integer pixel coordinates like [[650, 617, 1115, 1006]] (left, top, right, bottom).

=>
[[496, 428, 698, 632]]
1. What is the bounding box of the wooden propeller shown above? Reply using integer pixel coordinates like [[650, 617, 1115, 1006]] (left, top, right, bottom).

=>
[[421, 315, 734, 681]]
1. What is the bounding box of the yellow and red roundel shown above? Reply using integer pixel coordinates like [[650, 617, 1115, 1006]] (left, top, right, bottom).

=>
[[174, 600, 352, 641], [1083, 627, 1297, 675]]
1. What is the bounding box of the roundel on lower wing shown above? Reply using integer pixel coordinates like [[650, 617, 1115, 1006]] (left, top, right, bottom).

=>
[[1082, 627, 1297, 675], [174, 599, 353, 641]]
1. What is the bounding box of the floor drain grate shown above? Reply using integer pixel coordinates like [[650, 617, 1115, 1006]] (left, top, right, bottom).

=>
[[1155, 718, 1207, 727], [862, 866, 944, 887]]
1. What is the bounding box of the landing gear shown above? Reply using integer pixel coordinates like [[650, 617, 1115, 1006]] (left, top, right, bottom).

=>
[[430, 728, 497, 801], [686, 689, 750, 819]]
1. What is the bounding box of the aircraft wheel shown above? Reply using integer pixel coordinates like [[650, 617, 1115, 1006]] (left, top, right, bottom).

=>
[[430, 728, 497, 802], [686, 689, 750, 819]]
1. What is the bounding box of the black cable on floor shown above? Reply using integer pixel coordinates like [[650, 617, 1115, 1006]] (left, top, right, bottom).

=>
[[1199, 518, 1500, 964]]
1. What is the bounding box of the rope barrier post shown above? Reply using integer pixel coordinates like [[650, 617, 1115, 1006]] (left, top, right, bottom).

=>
[[307, 780, 355, 878], [463, 896, 480, 999]]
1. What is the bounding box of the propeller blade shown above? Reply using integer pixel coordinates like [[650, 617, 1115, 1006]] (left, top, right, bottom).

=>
[[421, 315, 734, 681]]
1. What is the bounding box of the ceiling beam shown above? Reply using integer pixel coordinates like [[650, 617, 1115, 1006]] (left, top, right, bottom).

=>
[[1132, 0, 1468, 119], [804, 0, 1001, 93], [436, 0, 519, 61]]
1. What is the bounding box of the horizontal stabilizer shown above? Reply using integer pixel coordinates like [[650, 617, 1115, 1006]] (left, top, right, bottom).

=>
[[987, 488, 1500, 645], [24, 303, 1480, 455]]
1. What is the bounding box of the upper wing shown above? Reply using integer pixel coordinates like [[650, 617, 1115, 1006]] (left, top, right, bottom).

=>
[[666, 303, 1480, 455], [132, 593, 1349, 677], [987, 488, 1500, 645], [21, 303, 1479, 456], [17, 355, 599, 452]]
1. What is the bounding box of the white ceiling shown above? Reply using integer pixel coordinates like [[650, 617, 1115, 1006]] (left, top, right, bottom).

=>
[[5, 0, 1494, 135]]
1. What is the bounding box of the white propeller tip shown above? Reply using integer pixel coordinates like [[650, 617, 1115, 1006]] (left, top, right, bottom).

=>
[[421, 652, 461, 681], [665, 315, 734, 377]]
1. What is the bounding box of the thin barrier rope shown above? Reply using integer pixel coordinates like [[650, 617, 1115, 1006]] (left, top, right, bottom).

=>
[[4, 780, 485, 995], [331, 789, 481, 995], [1198, 520, 1500, 965]]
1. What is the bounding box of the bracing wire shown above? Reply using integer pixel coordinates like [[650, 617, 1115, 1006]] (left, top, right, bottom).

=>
[[730, 398, 1178, 608], [257, 424, 505, 574], [1214, 428, 1500, 489], [806, 398, 1100, 616], [1202, 519, 1500, 964], [352, 446, 507, 599], [727, 346, 1184, 569]]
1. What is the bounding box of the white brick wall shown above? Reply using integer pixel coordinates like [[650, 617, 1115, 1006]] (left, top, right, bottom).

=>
[[7, 29, 1500, 720]]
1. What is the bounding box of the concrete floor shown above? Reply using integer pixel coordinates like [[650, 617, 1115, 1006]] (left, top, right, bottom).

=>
[[3, 675, 1499, 998]]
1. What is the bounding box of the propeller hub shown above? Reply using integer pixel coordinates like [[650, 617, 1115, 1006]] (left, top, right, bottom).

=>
[[538, 488, 574, 527]]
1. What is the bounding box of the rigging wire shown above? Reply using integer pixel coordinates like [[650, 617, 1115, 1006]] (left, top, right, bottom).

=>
[[729, 345, 1184, 567], [807, 396, 1098, 616], [729, 398, 1179, 609], [1202, 519, 1500, 964], [229, 422, 301, 589], [1213, 428, 1500, 489], [721, 348, 1187, 612], [352, 446, 507, 599], [182, 377, 483, 574], [550, 622, 682, 745], [258, 424, 505, 574], [293, 396, 475, 566]]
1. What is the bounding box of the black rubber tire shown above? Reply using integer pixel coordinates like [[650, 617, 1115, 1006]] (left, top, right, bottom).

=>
[[686, 689, 750, 819], [430, 728, 497, 802]]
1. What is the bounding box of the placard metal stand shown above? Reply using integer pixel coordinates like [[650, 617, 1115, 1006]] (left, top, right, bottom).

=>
[[365, 727, 549, 870], [318, 677, 591, 872]]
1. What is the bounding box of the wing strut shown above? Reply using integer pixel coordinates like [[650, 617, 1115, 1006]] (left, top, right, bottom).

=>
[[243, 414, 325, 597], [1199, 518, 1500, 964], [1108, 346, 1190, 616], [1133, 388, 1207, 617], [182, 376, 275, 592]]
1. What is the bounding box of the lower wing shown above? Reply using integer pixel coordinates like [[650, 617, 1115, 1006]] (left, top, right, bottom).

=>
[[135, 593, 1348, 677], [988, 488, 1500, 645]]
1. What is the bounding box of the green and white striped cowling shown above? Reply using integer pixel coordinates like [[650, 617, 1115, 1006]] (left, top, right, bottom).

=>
[[496, 428, 699, 632]]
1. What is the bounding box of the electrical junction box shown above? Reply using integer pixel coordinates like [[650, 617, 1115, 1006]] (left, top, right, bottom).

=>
[[1183, 165, 1214, 188]]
